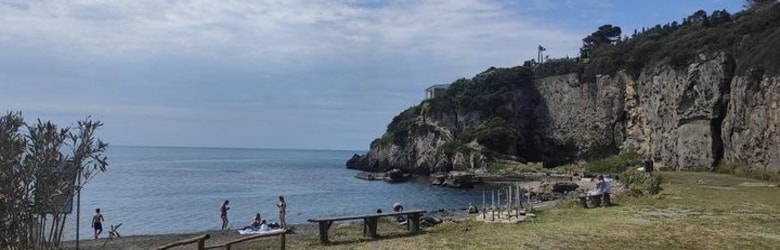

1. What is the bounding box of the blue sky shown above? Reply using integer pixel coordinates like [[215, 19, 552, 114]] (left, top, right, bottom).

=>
[[0, 0, 743, 150]]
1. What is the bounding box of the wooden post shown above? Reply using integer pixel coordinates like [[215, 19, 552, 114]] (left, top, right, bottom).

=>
[[528, 185, 532, 212], [409, 213, 421, 234], [317, 222, 330, 244], [197, 238, 205, 250], [482, 191, 486, 219], [497, 191, 501, 219], [491, 190, 495, 221], [364, 217, 378, 238], [508, 186, 512, 218], [516, 184, 520, 217], [280, 232, 286, 250]]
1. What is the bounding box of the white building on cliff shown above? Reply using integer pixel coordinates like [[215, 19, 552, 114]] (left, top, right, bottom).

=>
[[425, 84, 450, 99]]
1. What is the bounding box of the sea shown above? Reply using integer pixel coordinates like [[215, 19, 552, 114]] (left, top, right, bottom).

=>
[[63, 146, 490, 240]]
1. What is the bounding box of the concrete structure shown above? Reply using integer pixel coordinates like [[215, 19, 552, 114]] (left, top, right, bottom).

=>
[[425, 84, 450, 99]]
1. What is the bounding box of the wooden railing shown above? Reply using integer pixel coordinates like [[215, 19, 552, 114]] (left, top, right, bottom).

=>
[[205, 229, 288, 250], [156, 234, 210, 250]]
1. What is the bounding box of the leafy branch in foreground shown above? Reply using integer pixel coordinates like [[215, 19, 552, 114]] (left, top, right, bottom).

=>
[[0, 112, 109, 249]]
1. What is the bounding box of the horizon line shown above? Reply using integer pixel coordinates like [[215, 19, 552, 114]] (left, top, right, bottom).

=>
[[111, 144, 366, 152]]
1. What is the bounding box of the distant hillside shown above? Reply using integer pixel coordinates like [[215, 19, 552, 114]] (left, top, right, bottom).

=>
[[347, 3, 780, 174]]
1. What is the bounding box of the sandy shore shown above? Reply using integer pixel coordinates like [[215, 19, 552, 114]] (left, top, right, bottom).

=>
[[61, 223, 319, 250], [61, 201, 566, 250]]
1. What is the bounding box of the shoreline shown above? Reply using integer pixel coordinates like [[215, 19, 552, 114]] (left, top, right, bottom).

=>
[[61, 200, 564, 250], [61, 222, 320, 250]]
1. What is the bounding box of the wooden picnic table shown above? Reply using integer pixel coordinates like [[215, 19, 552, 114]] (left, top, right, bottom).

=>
[[307, 209, 426, 244]]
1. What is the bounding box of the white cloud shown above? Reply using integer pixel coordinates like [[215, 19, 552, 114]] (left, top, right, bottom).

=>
[[0, 0, 581, 60], [0, 0, 587, 148]]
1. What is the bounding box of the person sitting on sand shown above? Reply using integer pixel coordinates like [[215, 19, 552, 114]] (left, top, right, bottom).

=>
[[251, 213, 262, 228], [242, 213, 263, 231], [393, 202, 405, 223], [468, 203, 479, 214], [393, 202, 403, 212], [259, 220, 269, 232]]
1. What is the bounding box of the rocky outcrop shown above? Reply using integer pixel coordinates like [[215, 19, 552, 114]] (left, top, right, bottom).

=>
[[622, 53, 735, 169], [722, 75, 780, 171], [534, 72, 628, 165], [348, 54, 780, 173]]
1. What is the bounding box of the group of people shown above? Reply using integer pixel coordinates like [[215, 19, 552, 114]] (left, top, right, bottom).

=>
[[587, 175, 613, 206], [375, 202, 407, 223], [219, 196, 287, 231]]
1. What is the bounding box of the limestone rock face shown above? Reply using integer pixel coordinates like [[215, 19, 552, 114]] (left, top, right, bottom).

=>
[[623, 53, 735, 170], [534, 72, 628, 165], [348, 52, 780, 174], [722, 76, 780, 171]]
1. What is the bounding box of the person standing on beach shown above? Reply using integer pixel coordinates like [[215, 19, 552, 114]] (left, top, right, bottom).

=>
[[277, 196, 286, 228], [92, 208, 104, 239], [220, 200, 230, 230]]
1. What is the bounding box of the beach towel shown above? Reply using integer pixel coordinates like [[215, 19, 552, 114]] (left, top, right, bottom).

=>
[[237, 228, 286, 235]]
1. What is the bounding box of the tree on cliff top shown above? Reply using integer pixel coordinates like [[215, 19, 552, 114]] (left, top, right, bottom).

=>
[[0, 112, 109, 249], [744, 0, 777, 9], [580, 24, 622, 58]]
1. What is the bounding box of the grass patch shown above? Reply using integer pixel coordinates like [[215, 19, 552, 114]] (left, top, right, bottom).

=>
[[488, 159, 548, 175], [583, 151, 640, 174], [716, 161, 780, 183], [252, 172, 780, 249], [620, 170, 664, 195]]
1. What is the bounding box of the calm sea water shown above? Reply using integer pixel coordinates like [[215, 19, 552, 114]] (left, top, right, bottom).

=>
[[64, 146, 489, 240]]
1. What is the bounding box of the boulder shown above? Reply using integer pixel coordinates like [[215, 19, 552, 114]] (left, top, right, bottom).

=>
[[552, 182, 579, 193], [443, 172, 474, 188], [345, 153, 367, 169]]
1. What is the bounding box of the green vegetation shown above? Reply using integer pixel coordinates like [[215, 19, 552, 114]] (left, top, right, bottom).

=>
[[583, 151, 641, 174], [0, 112, 108, 249], [376, 3, 780, 169], [716, 161, 780, 183], [248, 172, 780, 249], [439, 141, 474, 158], [620, 170, 665, 195], [531, 2, 780, 80], [381, 66, 535, 158], [488, 159, 547, 175]]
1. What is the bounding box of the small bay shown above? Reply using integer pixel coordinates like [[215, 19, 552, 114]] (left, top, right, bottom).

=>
[[64, 146, 488, 240]]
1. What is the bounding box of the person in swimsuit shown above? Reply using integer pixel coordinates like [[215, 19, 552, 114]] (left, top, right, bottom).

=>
[[92, 208, 104, 239], [277, 196, 286, 228], [220, 200, 230, 230], [242, 213, 263, 231]]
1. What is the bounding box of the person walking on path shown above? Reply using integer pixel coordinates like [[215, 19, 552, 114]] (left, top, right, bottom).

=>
[[92, 208, 104, 239], [220, 200, 230, 230], [277, 196, 287, 228]]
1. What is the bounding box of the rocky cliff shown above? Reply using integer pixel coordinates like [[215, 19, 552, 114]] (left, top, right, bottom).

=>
[[347, 5, 780, 174]]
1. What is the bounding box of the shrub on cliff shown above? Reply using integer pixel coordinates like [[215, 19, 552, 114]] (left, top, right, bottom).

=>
[[380, 66, 534, 156], [541, 2, 780, 80]]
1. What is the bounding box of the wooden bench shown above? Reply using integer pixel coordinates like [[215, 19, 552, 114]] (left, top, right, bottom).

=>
[[307, 209, 426, 244]]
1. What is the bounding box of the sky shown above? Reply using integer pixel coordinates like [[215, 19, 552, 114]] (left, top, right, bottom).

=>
[[0, 0, 743, 150]]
